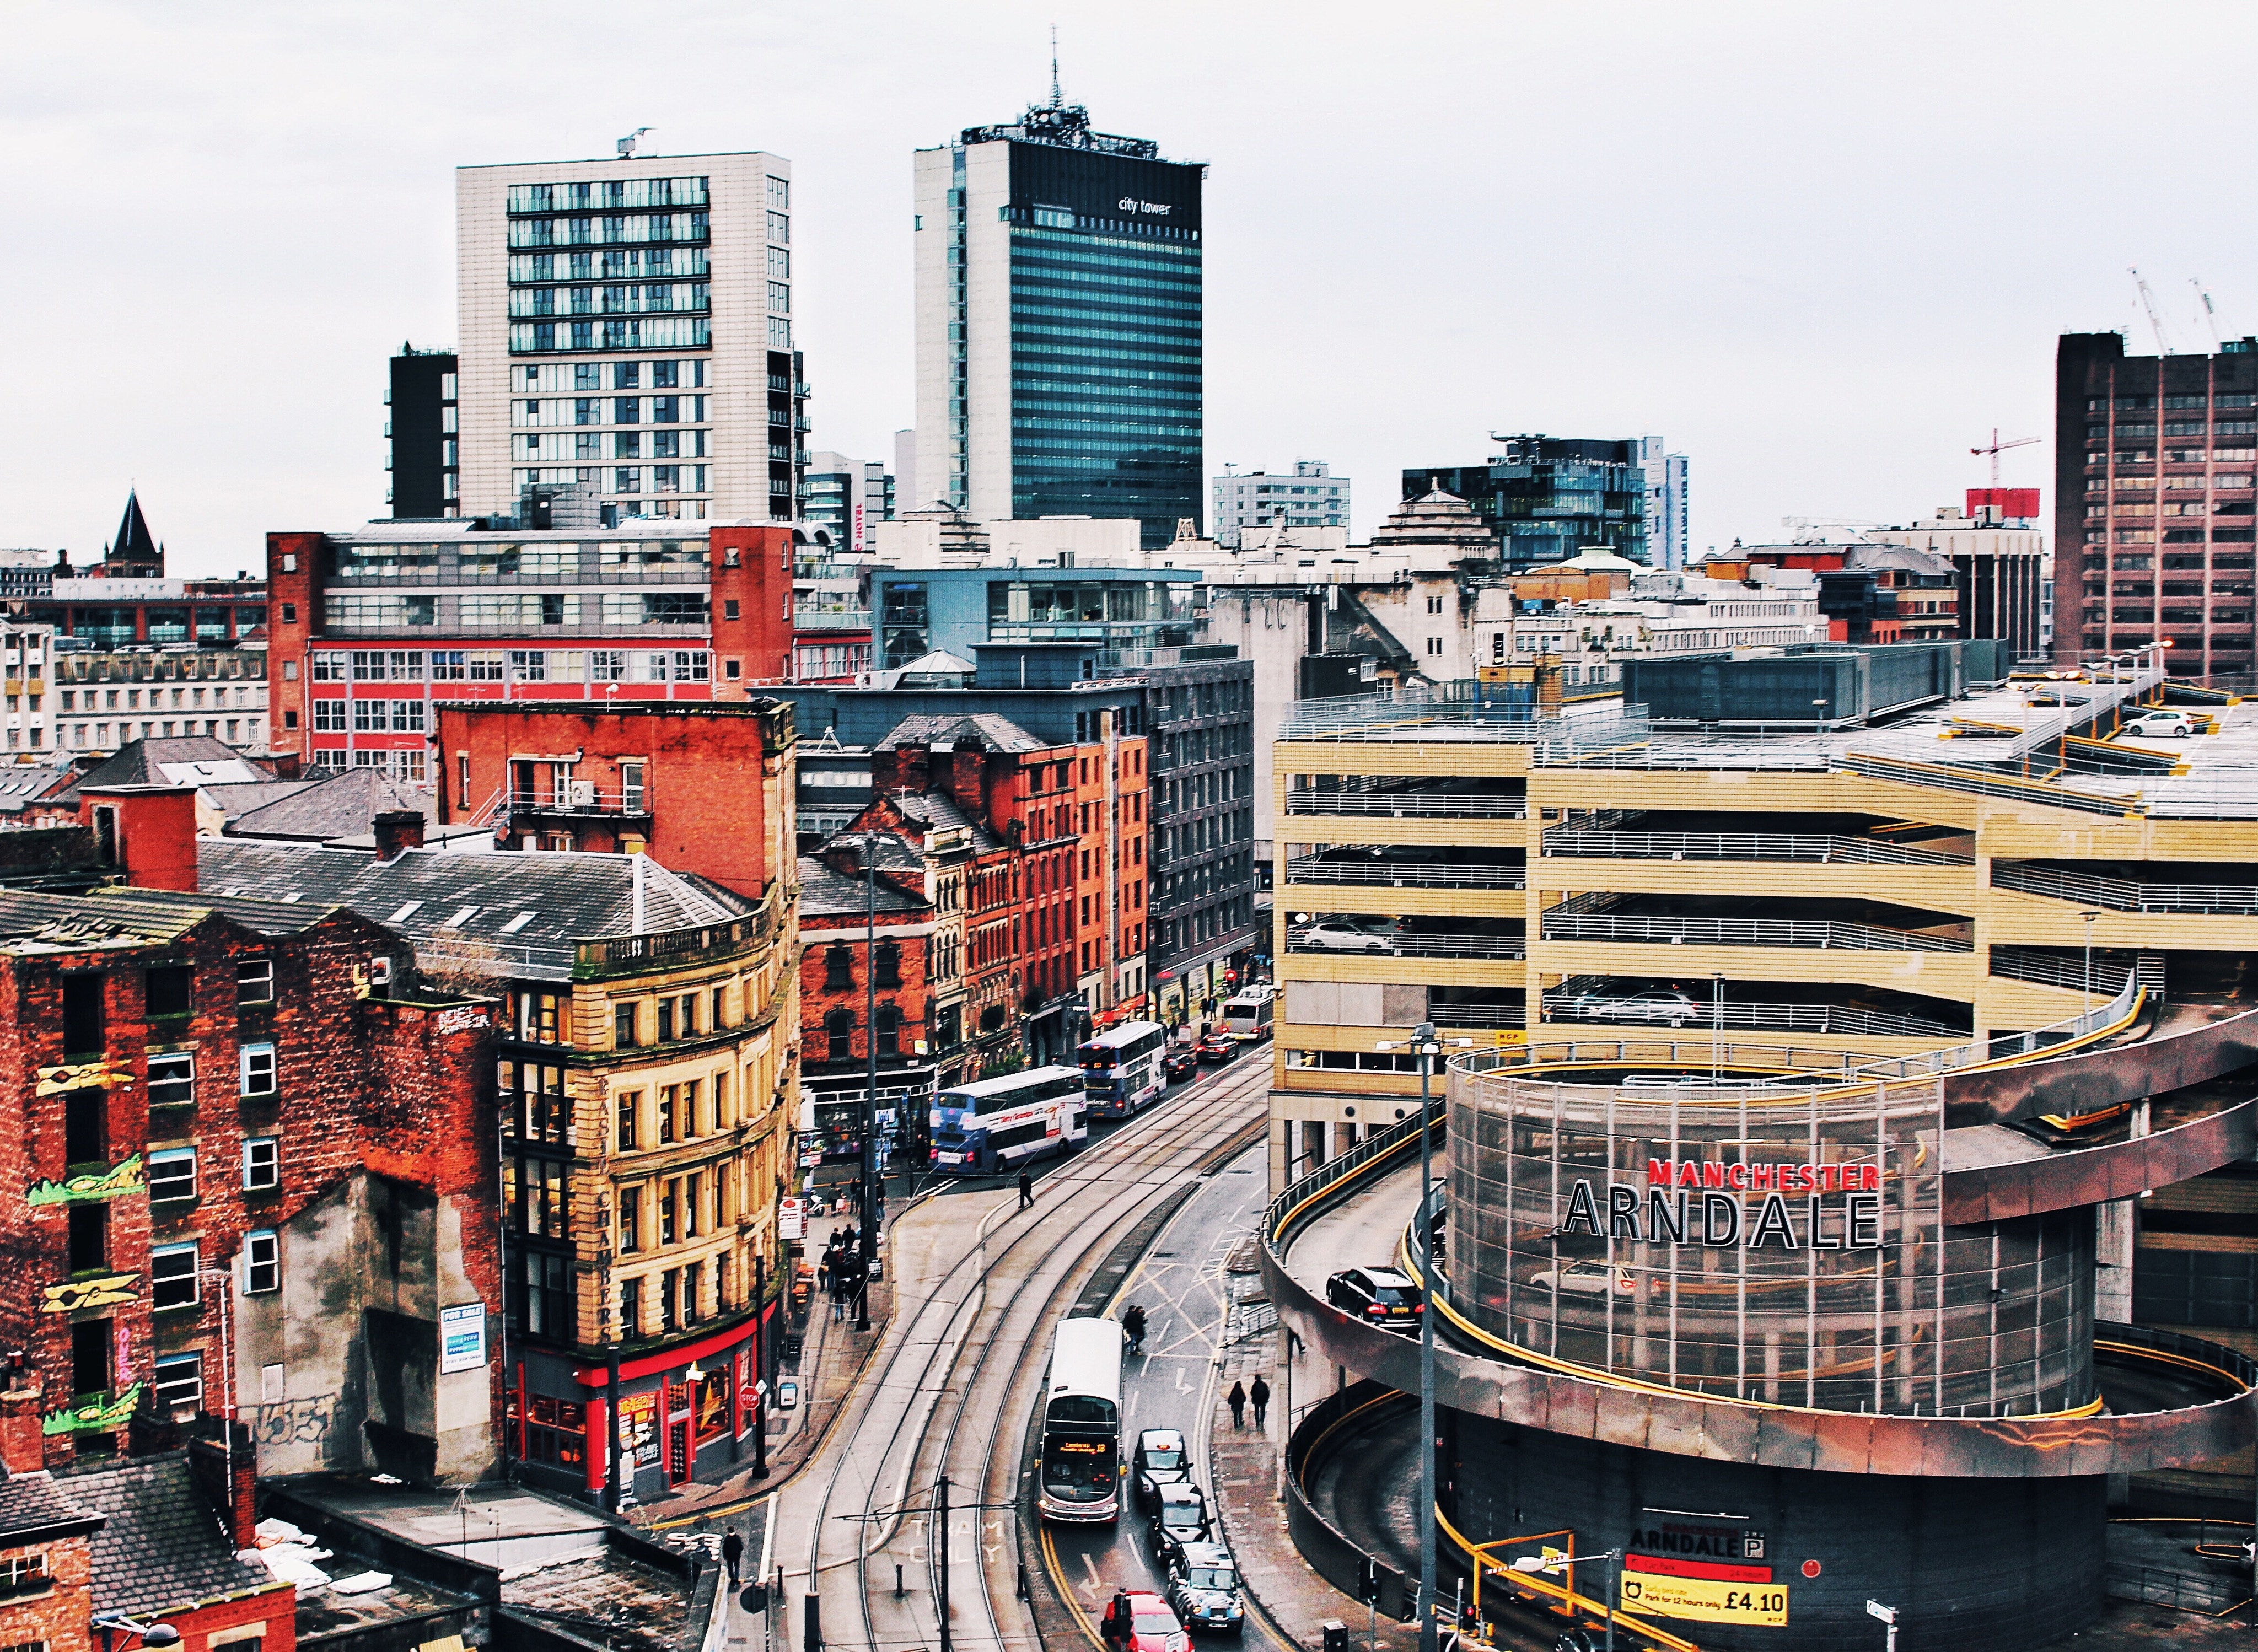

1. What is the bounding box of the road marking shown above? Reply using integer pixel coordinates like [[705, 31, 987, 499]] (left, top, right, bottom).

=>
[[1175, 1364, 1190, 1392], [1081, 1549, 1104, 1591]]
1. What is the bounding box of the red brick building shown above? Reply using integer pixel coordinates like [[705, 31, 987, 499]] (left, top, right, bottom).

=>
[[431, 699, 798, 901], [0, 785, 503, 1481], [264, 520, 799, 782]]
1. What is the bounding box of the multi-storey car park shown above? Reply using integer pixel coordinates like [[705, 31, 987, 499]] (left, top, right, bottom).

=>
[[1260, 643, 2258, 1648]]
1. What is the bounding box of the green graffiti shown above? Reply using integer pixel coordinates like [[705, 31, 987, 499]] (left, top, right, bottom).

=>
[[41, 1382, 144, 1435], [27, 1154, 144, 1208]]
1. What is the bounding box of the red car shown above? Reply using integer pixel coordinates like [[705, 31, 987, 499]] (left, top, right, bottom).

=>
[[1101, 1590, 1189, 1652]]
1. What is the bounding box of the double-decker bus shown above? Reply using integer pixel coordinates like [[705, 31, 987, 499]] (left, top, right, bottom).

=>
[[1036, 1316, 1125, 1522], [929, 1066, 1087, 1174], [1077, 1020, 1169, 1120]]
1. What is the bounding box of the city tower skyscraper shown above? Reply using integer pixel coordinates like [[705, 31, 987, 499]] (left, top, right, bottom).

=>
[[913, 97, 1203, 548]]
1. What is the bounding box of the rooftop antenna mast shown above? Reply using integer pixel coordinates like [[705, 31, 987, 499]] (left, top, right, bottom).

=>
[[1049, 24, 1061, 107], [2130, 266, 2175, 354], [2192, 277, 2225, 350]]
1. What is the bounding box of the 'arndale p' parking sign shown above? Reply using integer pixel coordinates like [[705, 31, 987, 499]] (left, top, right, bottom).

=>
[[1555, 1156, 1890, 1252]]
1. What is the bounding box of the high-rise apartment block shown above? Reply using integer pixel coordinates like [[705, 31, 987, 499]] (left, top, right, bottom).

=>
[[914, 99, 1204, 549], [1407, 436, 1649, 571], [1637, 435, 1689, 569], [455, 150, 809, 527], [1212, 462, 1347, 548], [2056, 331, 2258, 675], [388, 347, 460, 518], [804, 451, 894, 555]]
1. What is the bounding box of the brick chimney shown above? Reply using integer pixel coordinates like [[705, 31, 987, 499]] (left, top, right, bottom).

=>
[[80, 785, 198, 892], [188, 1425, 258, 1548], [947, 745, 986, 826], [0, 1353, 42, 1475], [373, 809, 426, 860]]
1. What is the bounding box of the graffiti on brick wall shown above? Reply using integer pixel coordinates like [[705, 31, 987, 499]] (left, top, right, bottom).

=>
[[250, 1392, 341, 1449], [435, 1006, 491, 1035], [27, 1153, 145, 1208]]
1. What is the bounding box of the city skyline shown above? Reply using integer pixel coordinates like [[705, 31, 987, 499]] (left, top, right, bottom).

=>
[[7, 3, 2253, 571]]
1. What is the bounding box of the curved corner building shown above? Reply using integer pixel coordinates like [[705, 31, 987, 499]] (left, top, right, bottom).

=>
[[1261, 654, 2258, 1650]]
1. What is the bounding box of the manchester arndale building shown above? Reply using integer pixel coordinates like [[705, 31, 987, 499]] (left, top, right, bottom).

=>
[[912, 95, 1205, 546]]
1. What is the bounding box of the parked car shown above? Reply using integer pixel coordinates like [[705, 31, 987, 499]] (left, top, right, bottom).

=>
[[1295, 920, 1395, 954], [1324, 1267, 1423, 1332], [1558, 988, 1700, 1027], [1528, 1261, 1636, 1298], [2123, 709, 2201, 738], [1166, 1542, 1245, 1634], [1195, 1032, 1238, 1064], [1149, 1482, 1213, 1567], [1134, 1428, 1193, 1511], [1100, 1589, 1189, 1652], [1163, 1047, 1200, 1083]]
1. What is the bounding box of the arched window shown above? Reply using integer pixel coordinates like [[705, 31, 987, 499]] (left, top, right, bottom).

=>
[[824, 946, 853, 991], [875, 1003, 901, 1058], [874, 939, 902, 988], [824, 1008, 853, 1062]]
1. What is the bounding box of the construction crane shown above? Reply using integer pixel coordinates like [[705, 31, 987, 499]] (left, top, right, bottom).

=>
[[2192, 277, 2225, 349], [1971, 427, 2039, 486], [2130, 267, 2175, 354]]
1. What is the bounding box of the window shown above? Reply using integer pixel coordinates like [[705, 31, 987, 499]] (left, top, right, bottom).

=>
[[620, 1275, 641, 1339], [0, 1553, 52, 1599], [619, 1186, 641, 1253], [147, 1052, 194, 1109], [621, 758, 646, 810], [152, 1242, 200, 1309], [825, 1007, 853, 1061], [153, 1351, 202, 1417], [677, 992, 697, 1036], [616, 1090, 639, 1150], [145, 965, 191, 1018], [243, 1137, 279, 1191], [874, 940, 901, 987], [237, 958, 273, 1003], [657, 998, 675, 1041], [244, 1229, 279, 1293], [1425, 637, 1444, 656], [712, 985, 728, 1029], [239, 1043, 276, 1096], [67, 1204, 105, 1273], [875, 1004, 900, 1058], [148, 1147, 197, 1204], [614, 1003, 638, 1047], [660, 1182, 678, 1245], [516, 1156, 568, 1237]]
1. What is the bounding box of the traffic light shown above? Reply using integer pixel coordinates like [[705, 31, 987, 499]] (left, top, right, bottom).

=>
[[1358, 1558, 1380, 1604]]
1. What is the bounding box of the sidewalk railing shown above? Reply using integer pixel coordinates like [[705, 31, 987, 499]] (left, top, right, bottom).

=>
[[1989, 945, 2135, 994]]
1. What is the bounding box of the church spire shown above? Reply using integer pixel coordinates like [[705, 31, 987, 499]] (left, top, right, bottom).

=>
[[107, 490, 162, 575]]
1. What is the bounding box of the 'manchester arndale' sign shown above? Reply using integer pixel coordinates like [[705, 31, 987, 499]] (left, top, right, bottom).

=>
[[1557, 1159, 1889, 1251]]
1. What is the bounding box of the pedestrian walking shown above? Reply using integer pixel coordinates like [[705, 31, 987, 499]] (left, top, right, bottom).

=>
[[721, 1526, 745, 1585], [1250, 1374, 1271, 1429], [1227, 1380, 1247, 1428], [1018, 1167, 1034, 1210], [1122, 1303, 1147, 1354]]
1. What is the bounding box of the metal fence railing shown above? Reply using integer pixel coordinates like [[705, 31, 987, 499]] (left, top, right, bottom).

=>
[[1988, 945, 2136, 994], [1284, 857, 1525, 890], [1542, 829, 1971, 869], [1991, 859, 2258, 916], [1424, 1002, 1528, 1029], [1284, 790, 1527, 819], [1285, 927, 1527, 961], [1540, 912, 1974, 954], [1540, 995, 1965, 1041]]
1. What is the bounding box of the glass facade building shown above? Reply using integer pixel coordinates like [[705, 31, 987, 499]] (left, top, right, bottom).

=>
[[1407, 435, 1649, 571], [916, 102, 1205, 552]]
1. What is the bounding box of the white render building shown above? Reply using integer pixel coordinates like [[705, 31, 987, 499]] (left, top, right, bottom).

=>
[[1212, 461, 1348, 547], [1638, 435, 1691, 569], [455, 148, 809, 526]]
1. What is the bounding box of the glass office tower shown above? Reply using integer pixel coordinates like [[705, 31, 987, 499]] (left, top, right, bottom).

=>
[[914, 100, 1205, 550]]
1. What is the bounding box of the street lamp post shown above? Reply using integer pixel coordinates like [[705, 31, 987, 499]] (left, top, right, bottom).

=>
[[1375, 1021, 1470, 1652], [2080, 910, 2104, 1013], [858, 835, 880, 1333], [1508, 1549, 1622, 1652]]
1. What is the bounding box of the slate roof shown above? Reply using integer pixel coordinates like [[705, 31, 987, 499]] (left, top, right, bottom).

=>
[[0, 764, 76, 815], [198, 779, 319, 823], [224, 768, 436, 843], [59, 1451, 276, 1617], [0, 1467, 103, 1546], [798, 852, 926, 919], [108, 490, 162, 568], [192, 840, 751, 979], [885, 787, 1001, 852], [0, 888, 230, 951], [62, 736, 274, 800], [875, 712, 1045, 754]]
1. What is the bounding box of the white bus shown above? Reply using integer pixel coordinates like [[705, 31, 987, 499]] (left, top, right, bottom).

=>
[[1037, 1316, 1125, 1522], [1078, 1020, 1170, 1120], [1222, 993, 1276, 1043], [929, 1065, 1087, 1174]]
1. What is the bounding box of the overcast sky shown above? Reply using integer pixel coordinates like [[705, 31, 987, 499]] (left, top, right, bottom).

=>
[[7, 1, 2255, 575]]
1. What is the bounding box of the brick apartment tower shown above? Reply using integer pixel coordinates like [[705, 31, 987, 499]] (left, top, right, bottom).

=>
[[2056, 332, 2258, 677]]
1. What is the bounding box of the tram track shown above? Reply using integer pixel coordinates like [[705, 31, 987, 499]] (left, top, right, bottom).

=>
[[787, 1057, 1274, 1652]]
